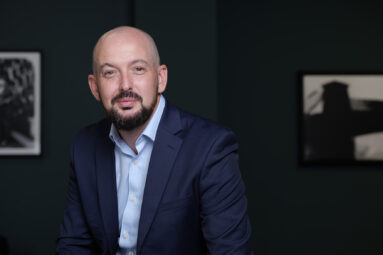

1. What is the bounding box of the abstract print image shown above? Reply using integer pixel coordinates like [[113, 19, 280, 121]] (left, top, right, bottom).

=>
[[0, 51, 41, 156], [300, 73, 383, 164]]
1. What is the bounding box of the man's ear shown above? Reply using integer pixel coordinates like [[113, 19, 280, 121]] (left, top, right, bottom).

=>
[[88, 74, 101, 101], [157, 64, 168, 94]]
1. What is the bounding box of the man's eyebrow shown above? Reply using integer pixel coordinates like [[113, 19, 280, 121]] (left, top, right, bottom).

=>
[[99, 60, 149, 70], [99, 63, 117, 70]]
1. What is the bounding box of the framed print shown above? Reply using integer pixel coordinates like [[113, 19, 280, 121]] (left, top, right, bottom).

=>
[[0, 51, 41, 156], [299, 72, 383, 165]]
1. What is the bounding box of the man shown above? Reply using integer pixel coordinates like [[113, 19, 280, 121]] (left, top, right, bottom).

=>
[[56, 26, 253, 255]]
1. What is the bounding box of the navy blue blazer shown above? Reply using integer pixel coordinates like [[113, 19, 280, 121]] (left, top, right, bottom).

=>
[[56, 101, 253, 255]]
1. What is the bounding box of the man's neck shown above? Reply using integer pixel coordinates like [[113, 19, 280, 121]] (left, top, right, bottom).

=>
[[118, 126, 144, 154]]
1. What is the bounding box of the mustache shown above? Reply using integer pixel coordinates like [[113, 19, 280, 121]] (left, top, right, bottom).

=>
[[111, 91, 142, 104]]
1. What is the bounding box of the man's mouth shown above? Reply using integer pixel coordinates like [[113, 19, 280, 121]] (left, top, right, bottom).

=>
[[112, 91, 142, 109], [116, 97, 137, 108]]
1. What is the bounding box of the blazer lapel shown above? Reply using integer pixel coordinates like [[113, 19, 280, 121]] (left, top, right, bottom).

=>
[[95, 137, 119, 245], [137, 103, 183, 249]]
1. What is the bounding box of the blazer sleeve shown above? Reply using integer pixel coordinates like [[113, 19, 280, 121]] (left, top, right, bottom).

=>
[[199, 130, 254, 255], [56, 142, 102, 255]]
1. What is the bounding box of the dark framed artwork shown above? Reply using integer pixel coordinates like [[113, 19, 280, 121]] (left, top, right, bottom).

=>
[[0, 51, 41, 156], [299, 72, 383, 165]]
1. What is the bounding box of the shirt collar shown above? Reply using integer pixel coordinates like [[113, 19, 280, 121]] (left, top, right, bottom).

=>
[[109, 95, 166, 146], [141, 94, 165, 142]]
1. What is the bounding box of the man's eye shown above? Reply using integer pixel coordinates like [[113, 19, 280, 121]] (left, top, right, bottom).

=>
[[135, 67, 145, 73], [103, 70, 115, 77]]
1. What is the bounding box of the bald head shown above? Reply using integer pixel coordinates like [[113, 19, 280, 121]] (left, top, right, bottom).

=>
[[92, 26, 160, 75]]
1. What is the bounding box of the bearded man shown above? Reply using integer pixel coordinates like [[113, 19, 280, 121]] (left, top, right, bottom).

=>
[[56, 26, 253, 255]]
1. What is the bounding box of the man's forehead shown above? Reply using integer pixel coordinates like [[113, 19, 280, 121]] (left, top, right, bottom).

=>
[[96, 34, 152, 58], [96, 44, 152, 66], [99, 38, 143, 55]]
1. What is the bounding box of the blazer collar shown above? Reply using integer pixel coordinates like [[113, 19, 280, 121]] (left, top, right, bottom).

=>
[[157, 99, 183, 135], [137, 101, 183, 251], [95, 120, 120, 253]]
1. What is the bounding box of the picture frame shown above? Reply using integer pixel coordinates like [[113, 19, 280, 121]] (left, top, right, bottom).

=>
[[0, 51, 41, 156], [298, 72, 383, 165]]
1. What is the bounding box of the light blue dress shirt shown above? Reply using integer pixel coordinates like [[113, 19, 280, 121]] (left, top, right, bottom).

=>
[[109, 95, 165, 255]]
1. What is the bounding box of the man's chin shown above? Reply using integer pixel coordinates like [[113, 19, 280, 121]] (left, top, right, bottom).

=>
[[115, 108, 140, 119]]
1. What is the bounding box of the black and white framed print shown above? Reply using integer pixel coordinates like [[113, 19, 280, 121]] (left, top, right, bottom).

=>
[[0, 51, 41, 156], [299, 72, 383, 164]]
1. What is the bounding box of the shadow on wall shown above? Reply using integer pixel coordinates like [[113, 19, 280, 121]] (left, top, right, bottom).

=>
[[0, 235, 9, 255]]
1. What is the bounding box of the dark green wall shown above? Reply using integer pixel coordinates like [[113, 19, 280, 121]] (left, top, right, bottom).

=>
[[134, 0, 217, 120], [218, 1, 383, 254]]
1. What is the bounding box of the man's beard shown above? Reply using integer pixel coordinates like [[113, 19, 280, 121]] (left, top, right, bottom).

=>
[[107, 91, 156, 131]]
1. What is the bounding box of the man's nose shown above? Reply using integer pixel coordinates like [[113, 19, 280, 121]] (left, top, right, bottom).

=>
[[120, 73, 133, 91]]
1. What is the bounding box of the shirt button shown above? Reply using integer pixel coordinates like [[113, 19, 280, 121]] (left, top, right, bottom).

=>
[[123, 233, 128, 239], [133, 159, 138, 165], [130, 196, 136, 202]]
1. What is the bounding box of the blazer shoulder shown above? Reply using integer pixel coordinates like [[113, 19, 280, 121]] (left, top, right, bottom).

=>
[[72, 118, 111, 147], [175, 106, 238, 146]]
